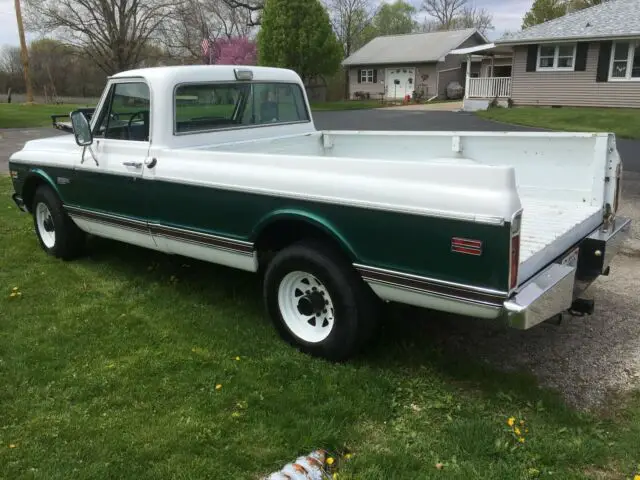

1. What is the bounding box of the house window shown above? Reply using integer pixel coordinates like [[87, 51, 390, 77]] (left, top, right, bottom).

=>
[[537, 44, 576, 71], [609, 41, 640, 81], [360, 69, 374, 83]]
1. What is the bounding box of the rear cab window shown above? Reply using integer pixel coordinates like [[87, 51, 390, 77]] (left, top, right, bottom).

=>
[[174, 82, 309, 134]]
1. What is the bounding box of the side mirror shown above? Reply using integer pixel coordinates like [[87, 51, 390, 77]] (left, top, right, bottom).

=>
[[70, 110, 93, 147]]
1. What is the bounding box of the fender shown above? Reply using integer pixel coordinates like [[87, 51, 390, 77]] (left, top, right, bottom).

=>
[[252, 209, 358, 260], [20, 168, 64, 209]]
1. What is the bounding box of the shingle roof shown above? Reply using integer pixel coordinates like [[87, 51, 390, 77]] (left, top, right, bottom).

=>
[[496, 0, 640, 44], [341, 28, 483, 66]]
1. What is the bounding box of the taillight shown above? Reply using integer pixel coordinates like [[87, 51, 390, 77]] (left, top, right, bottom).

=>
[[509, 212, 522, 291]]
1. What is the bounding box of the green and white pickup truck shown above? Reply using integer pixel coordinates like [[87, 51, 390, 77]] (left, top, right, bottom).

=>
[[9, 65, 631, 360]]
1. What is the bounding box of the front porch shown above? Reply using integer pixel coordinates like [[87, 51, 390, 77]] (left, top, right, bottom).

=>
[[450, 43, 514, 111]]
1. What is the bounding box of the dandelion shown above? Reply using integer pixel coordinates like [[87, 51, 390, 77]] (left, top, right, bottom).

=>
[[344, 453, 352, 460], [634, 475, 640, 480], [514, 427, 521, 436], [518, 437, 525, 443], [235, 356, 241, 361], [215, 384, 222, 390], [507, 417, 515, 427], [9, 444, 16, 448], [332, 474, 339, 480], [326, 457, 334, 465]]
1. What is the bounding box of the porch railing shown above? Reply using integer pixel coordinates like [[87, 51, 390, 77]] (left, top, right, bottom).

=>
[[467, 77, 512, 98]]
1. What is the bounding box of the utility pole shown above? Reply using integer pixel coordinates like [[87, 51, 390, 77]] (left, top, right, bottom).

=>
[[14, 0, 34, 103]]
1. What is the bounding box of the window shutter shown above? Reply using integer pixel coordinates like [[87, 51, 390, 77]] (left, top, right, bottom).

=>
[[575, 42, 589, 71], [373, 69, 378, 83], [596, 41, 612, 82], [526, 44, 538, 72], [357, 69, 362, 84]]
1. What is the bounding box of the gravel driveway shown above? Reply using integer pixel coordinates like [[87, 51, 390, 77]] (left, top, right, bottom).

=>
[[2, 110, 640, 410]]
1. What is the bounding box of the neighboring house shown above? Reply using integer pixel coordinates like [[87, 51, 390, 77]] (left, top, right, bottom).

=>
[[451, 0, 640, 110], [341, 28, 489, 100]]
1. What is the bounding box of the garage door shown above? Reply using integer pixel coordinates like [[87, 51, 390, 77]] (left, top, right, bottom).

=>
[[385, 67, 415, 99]]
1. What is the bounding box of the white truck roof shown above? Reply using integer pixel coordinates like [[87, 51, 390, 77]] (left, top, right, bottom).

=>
[[110, 65, 305, 85]]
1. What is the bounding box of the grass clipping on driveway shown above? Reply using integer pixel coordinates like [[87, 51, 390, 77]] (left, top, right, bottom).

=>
[[1, 176, 640, 479], [476, 107, 640, 140]]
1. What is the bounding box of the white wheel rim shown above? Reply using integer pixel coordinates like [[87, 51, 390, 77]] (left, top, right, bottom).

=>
[[277, 271, 335, 343], [35, 202, 56, 249]]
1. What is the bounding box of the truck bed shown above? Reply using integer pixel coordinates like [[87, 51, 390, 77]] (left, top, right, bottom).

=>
[[191, 129, 614, 286], [519, 198, 602, 283]]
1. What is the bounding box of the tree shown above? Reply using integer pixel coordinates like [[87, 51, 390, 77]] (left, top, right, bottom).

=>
[[522, 0, 608, 29], [421, 0, 493, 33], [221, 0, 263, 26], [24, 0, 177, 74], [371, 0, 418, 36], [449, 6, 494, 35], [257, 0, 342, 83], [522, 0, 567, 28], [212, 37, 257, 64], [326, 0, 377, 57]]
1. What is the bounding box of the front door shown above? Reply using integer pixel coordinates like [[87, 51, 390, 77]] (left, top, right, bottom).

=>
[[67, 80, 156, 250]]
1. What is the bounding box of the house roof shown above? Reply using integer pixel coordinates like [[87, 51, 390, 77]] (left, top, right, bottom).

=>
[[496, 0, 640, 45], [341, 28, 485, 66]]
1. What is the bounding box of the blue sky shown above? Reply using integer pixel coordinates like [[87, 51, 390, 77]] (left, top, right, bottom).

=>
[[0, 0, 531, 48]]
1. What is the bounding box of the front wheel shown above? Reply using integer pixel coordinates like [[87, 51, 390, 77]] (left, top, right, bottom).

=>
[[263, 241, 379, 361], [32, 185, 86, 260]]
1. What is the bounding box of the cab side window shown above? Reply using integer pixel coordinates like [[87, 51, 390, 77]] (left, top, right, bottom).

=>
[[94, 82, 150, 141]]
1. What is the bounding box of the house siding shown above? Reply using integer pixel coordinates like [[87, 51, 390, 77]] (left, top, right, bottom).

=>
[[435, 36, 482, 96], [511, 42, 640, 108]]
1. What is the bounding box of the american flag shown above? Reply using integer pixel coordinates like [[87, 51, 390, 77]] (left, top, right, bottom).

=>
[[201, 38, 213, 64]]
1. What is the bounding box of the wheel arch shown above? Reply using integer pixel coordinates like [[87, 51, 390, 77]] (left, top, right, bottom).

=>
[[21, 169, 62, 213], [252, 210, 358, 266]]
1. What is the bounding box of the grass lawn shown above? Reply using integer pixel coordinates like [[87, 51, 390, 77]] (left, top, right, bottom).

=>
[[0, 104, 93, 129], [476, 107, 640, 140], [2, 175, 640, 479]]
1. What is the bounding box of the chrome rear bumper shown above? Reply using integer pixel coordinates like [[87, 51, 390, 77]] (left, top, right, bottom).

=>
[[503, 216, 631, 329]]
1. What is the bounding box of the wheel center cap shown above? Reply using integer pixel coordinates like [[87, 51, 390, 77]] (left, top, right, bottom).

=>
[[43, 217, 54, 232], [297, 291, 325, 316]]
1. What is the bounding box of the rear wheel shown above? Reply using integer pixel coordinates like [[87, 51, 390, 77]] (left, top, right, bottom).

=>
[[32, 185, 86, 260], [263, 241, 379, 361]]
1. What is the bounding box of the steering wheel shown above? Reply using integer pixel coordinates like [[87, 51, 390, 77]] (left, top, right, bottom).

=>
[[126, 111, 147, 139]]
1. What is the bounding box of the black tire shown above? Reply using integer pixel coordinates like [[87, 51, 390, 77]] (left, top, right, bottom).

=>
[[263, 240, 380, 361], [32, 185, 86, 260]]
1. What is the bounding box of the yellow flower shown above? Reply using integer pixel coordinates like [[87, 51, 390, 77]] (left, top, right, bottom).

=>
[[326, 457, 334, 465], [344, 453, 352, 460], [514, 427, 521, 436], [333, 474, 339, 480], [633, 475, 640, 480], [518, 437, 525, 443], [215, 384, 222, 390], [231, 412, 241, 418], [235, 356, 241, 361], [12, 287, 18, 292], [507, 417, 515, 427], [8, 444, 16, 448], [9, 292, 16, 298]]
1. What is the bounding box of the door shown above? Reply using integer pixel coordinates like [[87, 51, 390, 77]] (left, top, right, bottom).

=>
[[67, 80, 156, 250], [385, 68, 415, 99]]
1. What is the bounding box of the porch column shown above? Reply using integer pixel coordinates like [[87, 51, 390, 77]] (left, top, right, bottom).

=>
[[491, 55, 495, 77], [464, 54, 471, 99]]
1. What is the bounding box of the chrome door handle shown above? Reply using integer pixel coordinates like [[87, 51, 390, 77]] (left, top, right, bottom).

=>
[[122, 161, 142, 168]]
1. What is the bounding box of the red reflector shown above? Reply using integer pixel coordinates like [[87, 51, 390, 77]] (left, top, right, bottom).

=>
[[510, 234, 520, 290], [451, 237, 482, 256]]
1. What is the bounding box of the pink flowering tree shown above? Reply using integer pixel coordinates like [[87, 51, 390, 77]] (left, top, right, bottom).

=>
[[211, 37, 257, 65]]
